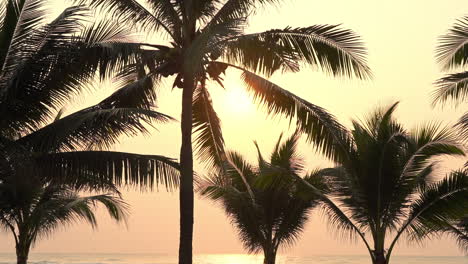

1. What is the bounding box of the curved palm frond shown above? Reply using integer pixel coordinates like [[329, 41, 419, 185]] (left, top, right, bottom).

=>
[[21, 107, 170, 152], [389, 169, 468, 256], [145, 0, 181, 41], [79, 0, 178, 40], [218, 25, 371, 78], [433, 16, 468, 107], [18, 76, 171, 152], [0, 1, 7, 30], [202, 0, 280, 30], [456, 112, 468, 139], [436, 16, 468, 70], [0, 0, 47, 70], [29, 190, 128, 243], [450, 217, 468, 252], [433, 71, 468, 105], [192, 84, 225, 169], [36, 151, 180, 190]]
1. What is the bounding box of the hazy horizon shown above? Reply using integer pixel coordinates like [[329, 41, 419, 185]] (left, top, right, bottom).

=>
[[0, 0, 466, 258]]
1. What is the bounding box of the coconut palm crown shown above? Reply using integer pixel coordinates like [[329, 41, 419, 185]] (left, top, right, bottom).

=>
[[200, 133, 326, 264], [294, 102, 468, 264], [75, 1, 372, 262]]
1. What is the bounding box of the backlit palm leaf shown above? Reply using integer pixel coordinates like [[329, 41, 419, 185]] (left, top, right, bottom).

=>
[[219, 25, 371, 78], [192, 84, 225, 169]]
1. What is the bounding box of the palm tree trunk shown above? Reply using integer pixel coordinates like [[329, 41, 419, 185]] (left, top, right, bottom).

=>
[[178, 74, 195, 264], [372, 252, 386, 264], [15, 241, 30, 264], [263, 246, 277, 264]]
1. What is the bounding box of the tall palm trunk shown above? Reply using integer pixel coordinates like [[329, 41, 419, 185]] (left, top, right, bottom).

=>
[[178, 71, 195, 264], [372, 251, 386, 264], [263, 242, 277, 264], [15, 235, 30, 264], [372, 255, 386, 264], [263, 248, 277, 264]]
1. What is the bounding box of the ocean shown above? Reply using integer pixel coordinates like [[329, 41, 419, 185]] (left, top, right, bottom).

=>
[[0, 253, 465, 264]]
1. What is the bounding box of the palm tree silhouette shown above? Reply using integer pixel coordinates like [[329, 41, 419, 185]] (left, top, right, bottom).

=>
[[76, 1, 372, 261], [433, 16, 468, 137], [0, 3, 181, 262], [293, 103, 468, 264], [200, 133, 325, 264], [0, 170, 128, 264]]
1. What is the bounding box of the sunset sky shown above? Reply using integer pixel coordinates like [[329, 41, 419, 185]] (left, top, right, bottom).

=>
[[1, 0, 467, 257]]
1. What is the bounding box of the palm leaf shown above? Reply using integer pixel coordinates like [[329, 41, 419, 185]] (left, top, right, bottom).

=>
[[433, 71, 468, 105], [436, 16, 468, 70], [456, 112, 468, 139], [28, 188, 128, 243], [0, 0, 46, 71], [219, 25, 371, 78], [36, 151, 180, 190], [79, 0, 178, 40], [18, 75, 171, 152], [192, 83, 225, 169], [388, 169, 468, 256]]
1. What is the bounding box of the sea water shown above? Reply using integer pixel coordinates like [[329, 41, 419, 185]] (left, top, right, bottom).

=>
[[0, 253, 465, 264]]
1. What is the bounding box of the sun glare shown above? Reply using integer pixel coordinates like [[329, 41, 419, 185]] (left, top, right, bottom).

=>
[[223, 86, 254, 114]]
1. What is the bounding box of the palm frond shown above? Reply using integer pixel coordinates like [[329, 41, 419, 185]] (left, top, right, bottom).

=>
[[389, 169, 468, 254], [436, 16, 468, 70], [219, 25, 371, 78], [433, 71, 468, 105], [203, 0, 279, 30], [456, 112, 468, 140], [20, 106, 171, 152], [270, 132, 304, 175], [0, 1, 6, 30], [36, 151, 180, 190], [402, 123, 464, 179], [146, 0, 182, 41], [29, 190, 128, 243], [0, 0, 47, 71], [18, 75, 171, 152], [185, 16, 245, 76], [79, 0, 177, 40], [192, 83, 225, 169]]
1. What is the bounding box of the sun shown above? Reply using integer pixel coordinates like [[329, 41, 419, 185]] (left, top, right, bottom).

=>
[[223, 86, 254, 114]]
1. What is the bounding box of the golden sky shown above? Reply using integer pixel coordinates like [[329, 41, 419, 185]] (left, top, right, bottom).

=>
[[1, 0, 467, 257]]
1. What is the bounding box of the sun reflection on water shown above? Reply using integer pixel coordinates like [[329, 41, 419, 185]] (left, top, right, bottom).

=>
[[195, 254, 264, 264]]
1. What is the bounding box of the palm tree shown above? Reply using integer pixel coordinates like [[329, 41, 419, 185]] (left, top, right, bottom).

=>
[[77, 1, 372, 261], [200, 133, 325, 264], [0, 1, 180, 189], [0, 3, 182, 261], [293, 102, 468, 264], [0, 170, 128, 264], [433, 16, 468, 136]]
